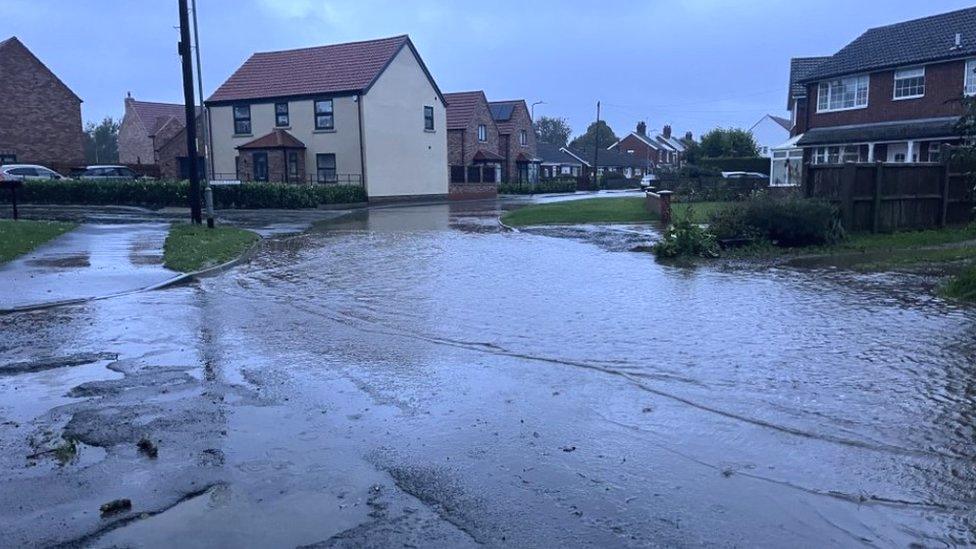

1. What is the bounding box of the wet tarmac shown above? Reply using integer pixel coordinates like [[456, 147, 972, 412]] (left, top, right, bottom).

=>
[[1, 201, 974, 547]]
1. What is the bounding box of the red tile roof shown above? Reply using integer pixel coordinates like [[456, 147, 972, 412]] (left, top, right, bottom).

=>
[[444, 91, 487, 130], [236, 129, 307, 149], [126, 100, 196, 136], [208, 35, 411, 103]]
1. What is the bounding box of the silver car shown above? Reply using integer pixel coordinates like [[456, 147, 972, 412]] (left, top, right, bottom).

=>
[[0, 164, 68, 182], [77, 165, 143, 181]]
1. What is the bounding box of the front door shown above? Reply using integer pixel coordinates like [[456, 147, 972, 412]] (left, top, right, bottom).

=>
[[517, 162, 529, 185], [253, 152, 269, 182]]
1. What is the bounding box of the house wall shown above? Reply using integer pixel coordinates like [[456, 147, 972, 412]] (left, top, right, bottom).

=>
[[155, 118, 204, 179], [118, 103, 155, 165], [805, 59, 968, 130], [361, 46, 448, 198], [0, 39, 84, 166], [458, 99, 499, 166], [615, 134, 661, 165], [497, 102, 537, 183], [209, 95, 363, 181]]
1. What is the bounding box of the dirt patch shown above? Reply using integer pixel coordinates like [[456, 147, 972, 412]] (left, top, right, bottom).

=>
[[0, 352, 117, 376], [26, 254, 91, 268]]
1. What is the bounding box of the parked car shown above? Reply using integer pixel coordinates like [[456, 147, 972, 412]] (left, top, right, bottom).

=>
[[640, 174, 659, 188], [0, 164, 67, 182], [722, 171, 768, 179], [76, 165, 144, 181]]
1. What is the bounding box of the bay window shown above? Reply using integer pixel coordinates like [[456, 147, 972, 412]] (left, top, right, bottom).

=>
[[817, 75, 869, 112], [893, 67, 925, 99]]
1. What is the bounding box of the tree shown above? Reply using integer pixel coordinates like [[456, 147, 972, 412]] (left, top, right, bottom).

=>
[[534, 116, 572, 147], [694, 128, 759, 159], [568, 121, 619, 151], [83, 117, 120, 164]]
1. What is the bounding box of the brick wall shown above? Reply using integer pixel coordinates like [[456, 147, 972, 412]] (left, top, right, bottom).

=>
[[0, 38, 84, 166], [498, 102, 537, 183], [118, 102, 155, 165], [805, 59, 968, 130], [616, 134, 661, 165]]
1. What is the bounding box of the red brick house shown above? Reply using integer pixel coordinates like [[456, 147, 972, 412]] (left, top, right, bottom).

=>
[[445, 91, 503, 197], [488, 100, 540, 184], [607, 122, 689, 169], [790, 7, 976, 164], [0, 37, 84, 167], [118, 95, 203, 179]]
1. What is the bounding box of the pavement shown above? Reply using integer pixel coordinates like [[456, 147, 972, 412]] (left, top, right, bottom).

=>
[[0, 223, 177, 310]]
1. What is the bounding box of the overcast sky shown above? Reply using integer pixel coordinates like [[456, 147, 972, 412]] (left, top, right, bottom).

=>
[[5, 0, 975, 139]]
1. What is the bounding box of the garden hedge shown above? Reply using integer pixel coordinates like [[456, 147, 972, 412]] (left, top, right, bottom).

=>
[[498, 179, 577, 195], [17, 179, 367, 209]]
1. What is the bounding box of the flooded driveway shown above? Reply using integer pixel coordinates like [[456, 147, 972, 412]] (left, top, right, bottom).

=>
[[1, 201, 974, 547]]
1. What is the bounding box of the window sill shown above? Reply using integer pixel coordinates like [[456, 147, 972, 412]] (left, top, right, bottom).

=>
[[275, 125, 292, 130], [892, 95, 924, 101], [816, 104, 868, 114], [313, 129, 337, 134], [233, 133, 253, 138], [425, 129, 436, 133]]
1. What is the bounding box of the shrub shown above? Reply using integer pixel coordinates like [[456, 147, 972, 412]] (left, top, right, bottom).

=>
[[499, 179, 577, 195], [18, 179, 366, 209], [653, 208, 719, 259], [708, 194, 844, 247], [943, 266, 976, 301]]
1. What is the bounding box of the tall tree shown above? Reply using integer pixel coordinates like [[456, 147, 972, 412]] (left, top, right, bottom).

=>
[[695, 128, 759, 159], [534, 116, 572, 147], [568, 121, 618, 151], [83, 117, 120, 164]]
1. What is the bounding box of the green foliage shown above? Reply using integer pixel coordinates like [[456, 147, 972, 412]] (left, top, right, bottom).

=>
[[535, 116, 572, 147], [0, 219, 76, 263], [943, 266, 976, 301], [498, 179, 577, 195], [697, 157, 770, 175], [163, 224, 259, 272], [18, 179, 366, 209], [83, 117, 120, 164], [653, 208, 719, 259], [501, 196, 651, 226], [709, 194, 845, 247], [692, 128, 760, 160], [569, 120, 619, 151]]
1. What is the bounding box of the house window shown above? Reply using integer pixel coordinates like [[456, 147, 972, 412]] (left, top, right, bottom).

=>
[[477, 124, 487, 142], [893, 67, 925, 99], [316, 153, 336, 183], [233, 105, 251, 135], [966, 59, 976, 96], [288, 151, 299, 180], [275, 103, 290, 127], [817, 75, 869, 112], [519, 129, 527, 146], [314, 99, 334, 130], [813, 146, 843, 164], [424, 106, 434, 131], [927, 142, 943, 163]]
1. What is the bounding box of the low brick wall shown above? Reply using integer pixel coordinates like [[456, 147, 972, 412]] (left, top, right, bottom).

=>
[[449, 183, 497, 201], [644, 189, 673, 226]]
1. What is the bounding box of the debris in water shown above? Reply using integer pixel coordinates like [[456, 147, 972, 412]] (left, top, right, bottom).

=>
[[722, 468, 734, 478], [562, 446, 577, 453], [137, 437, 158, 459], [100, 498, 132, 517]]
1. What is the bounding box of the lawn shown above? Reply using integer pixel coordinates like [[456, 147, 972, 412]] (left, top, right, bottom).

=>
[[163, 224, 259, 272], [501, 197, 730, 227], [944, 266, 976, 301], [0, 219, 76, 264]]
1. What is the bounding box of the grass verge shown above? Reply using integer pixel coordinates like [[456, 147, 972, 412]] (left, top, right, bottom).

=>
[[943, 267, 976, 301], [501, 197, 729, 227], [0, 219, 76, 264], [163, 224, 259, 273]]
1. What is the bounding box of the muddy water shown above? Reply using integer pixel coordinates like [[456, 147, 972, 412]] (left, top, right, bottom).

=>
[[1, 201, 975, 547]]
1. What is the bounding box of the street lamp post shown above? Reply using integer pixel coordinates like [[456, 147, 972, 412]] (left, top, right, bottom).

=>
[[531, 100, 545, 121]]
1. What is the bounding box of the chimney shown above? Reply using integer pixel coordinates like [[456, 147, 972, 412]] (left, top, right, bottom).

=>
[[684, 131, 693, 141], [636, 121, 647, 136], [663, 125, 672, 139], [953, 33, 963, 50]]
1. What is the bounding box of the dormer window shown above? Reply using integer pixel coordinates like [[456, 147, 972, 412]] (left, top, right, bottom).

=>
[[817, 75, 869, 112], [893, 67, 925, 99]]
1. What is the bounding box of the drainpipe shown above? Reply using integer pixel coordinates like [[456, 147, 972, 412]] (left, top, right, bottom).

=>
[[357, 94, 367, 193]]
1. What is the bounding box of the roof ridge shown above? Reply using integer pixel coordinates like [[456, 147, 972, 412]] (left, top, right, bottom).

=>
[[865, 6, 976, 32], [253, 34, 409, 56], [129, 99, 184, 106]]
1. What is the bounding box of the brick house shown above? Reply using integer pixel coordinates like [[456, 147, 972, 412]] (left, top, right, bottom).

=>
[[0, 36, 84, 167], [118, 95, 204, 179], [488, 100, 540, 184], [607, 122, 690, 169], [789, 7, 976, 165], [205, 35, 448, 201], [445, 90, 503, 195]]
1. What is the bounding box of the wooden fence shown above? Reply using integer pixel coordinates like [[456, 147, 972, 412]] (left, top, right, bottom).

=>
[[804, 149, 974, 232]]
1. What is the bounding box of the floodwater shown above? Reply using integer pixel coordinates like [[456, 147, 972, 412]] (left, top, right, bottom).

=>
[[1, 201, 974, 547]]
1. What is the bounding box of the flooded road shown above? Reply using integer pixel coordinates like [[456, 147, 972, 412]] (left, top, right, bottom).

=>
[[1, 201, 974, 547]]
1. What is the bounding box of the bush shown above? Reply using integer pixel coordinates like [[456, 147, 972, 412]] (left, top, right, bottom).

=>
[[499, 179, 577, 195], [708, 194, 844, 247], [18, 179, 366, 209], [653, 208, 719, 259]]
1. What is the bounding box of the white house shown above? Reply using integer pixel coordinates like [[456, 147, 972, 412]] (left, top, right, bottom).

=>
[[205, 35, 448, 201], [749, 114, 792, 158]]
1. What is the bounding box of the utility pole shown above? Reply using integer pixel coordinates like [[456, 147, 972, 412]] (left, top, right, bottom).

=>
[[593, 101, 600, 189], [178, 0, 202, 224], [190, 0, 214, 228]]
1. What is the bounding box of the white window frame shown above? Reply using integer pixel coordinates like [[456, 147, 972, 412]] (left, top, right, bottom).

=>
[[477, 124, 487, 142], [966, 59, 976, 96], [893, 67, 925, 100], [817, 75, 869, 113]]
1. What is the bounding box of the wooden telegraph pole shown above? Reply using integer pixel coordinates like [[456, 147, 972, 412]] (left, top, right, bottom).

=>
[[178, 0, 202, 224]]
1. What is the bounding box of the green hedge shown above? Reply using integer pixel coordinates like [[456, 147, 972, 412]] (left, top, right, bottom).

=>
[[18, 180, 366, 209], [698, 157, 771, 175], [499, 179, 577, 195], [708, 194, 844, 247]]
